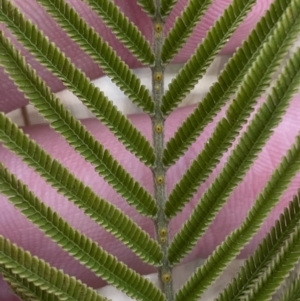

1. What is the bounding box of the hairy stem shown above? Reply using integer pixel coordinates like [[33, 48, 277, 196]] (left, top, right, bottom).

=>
[[151, 1, 174, 300]]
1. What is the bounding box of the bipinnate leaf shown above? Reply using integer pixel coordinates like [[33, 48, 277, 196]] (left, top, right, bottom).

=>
[[160, 0, 177, 18], [164, 4, 300, 218], [160, 0, 256, 116], [136, 0, 155, 17], [0, 165, 165, 301], [168, 48, 300, 265], [163, 0, 300, 167], [0, 113, 162, 266], [175, 133, 300, 301], [0, 0, 155, 167], [36, 0, 154, 114], [161, 0, 213, 64], [83, 0, 154, 65], [0, 33, 157, 218], [0, 236, 109, 301], [216, 191, 300, 301]]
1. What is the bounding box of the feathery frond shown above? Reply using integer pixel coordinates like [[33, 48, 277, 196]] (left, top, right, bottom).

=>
[[0, 32, 157, 217], [0, 0, 155, 167], [36, 0, 154, 114], [160, 0, 177, 18], [0, 113, 162, 266], [160, 0, 256, 116], [168, 48, 300, 265], [161, 0, 213, 64], [0, 236, 109, 301], [175, 132, 300, 301], [0, 166, 165, 301], [164, 6, 300, 218], [82, 0, 154, 65], [216, 191, 300, 301], [163, 0, 300, 167]]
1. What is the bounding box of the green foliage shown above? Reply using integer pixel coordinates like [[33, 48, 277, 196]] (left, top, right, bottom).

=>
[[36, 0, 155, 114], [0, 0, 300, 300], [0, 236, 109, 301], [0, 0, 155, 167], [0, 113, 162, 265]]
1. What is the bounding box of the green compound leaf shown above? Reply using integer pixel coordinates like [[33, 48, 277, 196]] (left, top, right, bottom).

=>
[[168, 48, 300, 265], [161, 0, 257, 116], [0, 32, 157, 218], [36, 0, 154, 114], [0, 113, 162, 266], [82, 0, 154, 65], [163, 0, 300, 167], [0, 166, 165, 301], [136, 0, 155, 17], [216, 191, 300, 301], [161, 0, 213, 64], [0, 0, 155, 167], [0, 236, 109, 301], [160, 0, 177, 18], [175, 134, 300, 301], [164, 5, 300, 218]]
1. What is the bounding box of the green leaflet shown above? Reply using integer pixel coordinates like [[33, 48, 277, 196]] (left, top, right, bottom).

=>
[[160, 0, 177, 18], [0, 0, 155, 167], [164, 1, 300, 218], [0, 237, 109, 301], [82, 0, 154, 65], [216, 191, 300, 301], [168, 48, 300, 265], [163, 0, 299, 167], [0, 166, 165, 301], [175, 133, 300, 301], [161, 0, 256, 116], [36, 0, 154, 114], [0, 33, 157, 218], [275, 271, 300, 301], [242, 229, 300, 301], [161, 0, 213, 64], [136, 0, 155, 17], [0, 113, 162, 266]]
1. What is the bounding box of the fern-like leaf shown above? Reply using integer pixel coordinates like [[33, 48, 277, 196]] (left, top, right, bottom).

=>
[[36, 0, 154, 114], [163, 0, 300, 167], [160, 0, 177, 18], [0, 0, 155, 167], [0, 113, 162, 266], [0, 166, 165, 301], [164, 4, 300, 218], [168, 48, 300, 265], [175, 132, 300, 301], [0, 32, 157, 218], [161, 0, 256, 116], [216, 191, 300, 301], [136, 0, 155, 17], [0, 236, 109, 301], [161, 0, 213, 64], [82, 0, 154, 65]]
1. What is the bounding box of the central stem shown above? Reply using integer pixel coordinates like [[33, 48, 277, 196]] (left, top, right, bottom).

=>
[[151, 2, 174, 300]]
